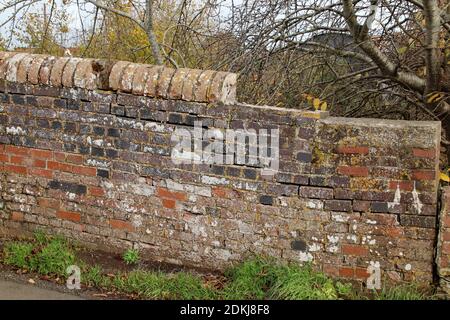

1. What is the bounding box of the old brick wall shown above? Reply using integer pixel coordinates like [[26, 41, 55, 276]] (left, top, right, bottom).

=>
[[0, 51, 442, 285], [437, 187, 450, 293]]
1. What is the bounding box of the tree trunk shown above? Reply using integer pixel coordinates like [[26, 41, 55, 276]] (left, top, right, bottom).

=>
[[145, 0, 163, 65]]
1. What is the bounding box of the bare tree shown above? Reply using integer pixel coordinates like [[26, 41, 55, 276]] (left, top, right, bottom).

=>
[[209, 0, 449, 160], [84, 0, 163, 64]]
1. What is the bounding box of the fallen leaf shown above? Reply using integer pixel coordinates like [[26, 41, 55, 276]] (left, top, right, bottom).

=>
[[28, 278, 36, 284]]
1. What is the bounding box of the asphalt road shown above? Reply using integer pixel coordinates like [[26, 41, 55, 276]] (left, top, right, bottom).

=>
[[0, 279, 83, 300]]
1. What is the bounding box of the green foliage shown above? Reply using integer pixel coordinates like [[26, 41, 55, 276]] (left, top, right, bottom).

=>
[[122, 248, 140, 265], [221, 257, 353, 300], [3, 242, 34, 269], [2, 231, 74, 277], [28, 237, 75, 276], [373, 284, 430, 300], [113, 270, 217, 300], [222, 256, 278, 299], [0, 234, 435, 300], [83, 265, 104, 287], [269, 264, 349, 300]]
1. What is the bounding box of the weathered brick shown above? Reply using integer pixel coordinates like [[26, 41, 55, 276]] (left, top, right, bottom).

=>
[[324, 200, 352, 212], [336, 146, 369, 155], [412, 148, 436, 159], [156, 67, 176, 98], [400, 215, 436, 228], [389, 180, 414, 191], [110, 219, 134, 231], [11, 211, 24, 221], [299, 186, 333, 199], [342, 244, 368, 256], [48, 180, 87, 195], [296, 152, 312, 163], [337, 166, 369, 177], [412, 170, 436, 181], [157, 187, 187, 201], [259, 195, 273, 206], [57, 210, 81, 222]]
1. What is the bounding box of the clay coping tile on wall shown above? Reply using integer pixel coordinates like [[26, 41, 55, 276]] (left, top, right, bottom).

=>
[[0, 51, 237, 105]]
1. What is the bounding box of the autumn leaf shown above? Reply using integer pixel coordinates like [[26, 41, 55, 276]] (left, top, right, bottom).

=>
[[440, 172, 450, 182]]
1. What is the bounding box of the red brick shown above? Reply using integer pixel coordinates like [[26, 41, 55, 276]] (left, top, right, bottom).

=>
[[212, 187, 228, 198], [352, 200, 370, 212], [443, 242, 450, 254], [47, 161, 72, 172], [442, 231, 450, 242], [412, 170, 436, 181], [342, 244, 369, 256], [109, 219, 134, 231], [322, 264, 339, 277], [66, 154, 83, 164], [389, 180, 413, 191], [337, 146, 369, 155], [10, 155, 25, 165], [54, 152, 66, 162], [412, 148, 436, 159], [339, 267, 354, 278], [30, 149, 52, 159], [72, 165, 96, 176], [444, 216, 450, 227], [337, 166, 369, 177], [157, 187, 187, 201], [5, 145, 28, 156], [57, 210, 81, 222], [162, 198, 176, 209], [381, 226, 404, 237], [32, 159, 46, 168], [38, 198, 60, 209], [4, 164, 27, 174], [11, 211, 24, 221], [355, 267, 370, 280], [0, 154, 9, 162], [29, 168, 53, 179], [88, 186, 105, 197]]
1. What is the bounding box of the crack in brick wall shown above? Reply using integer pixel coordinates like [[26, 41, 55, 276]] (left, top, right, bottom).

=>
[[0, 51, 443, 286]]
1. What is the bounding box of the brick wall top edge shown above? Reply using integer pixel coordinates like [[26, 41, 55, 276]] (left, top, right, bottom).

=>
[[236, 102, 329, 119], [320, 116, 441, 129], [0, 51, 237, 104]]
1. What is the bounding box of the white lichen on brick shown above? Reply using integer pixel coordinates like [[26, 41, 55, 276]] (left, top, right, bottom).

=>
[[306, 199, 323, 209], [201, 175, 229, 186], [299, 251, 314, 262], [6, 126, 26, 135], [86, 158, 110, 168], [308, 243, 321, 252]]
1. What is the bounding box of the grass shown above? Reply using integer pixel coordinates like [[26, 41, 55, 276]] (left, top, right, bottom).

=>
[[113, 270, 218, 299], [0, 232, 436, 300], [268, 263, 353, 300], [2, 232, 75, 277], [122, 248, 140, 265], [372, 284, 430, 300]]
